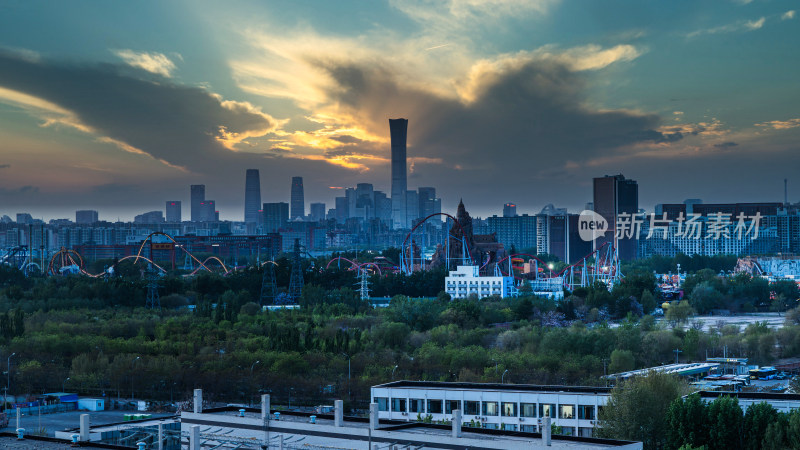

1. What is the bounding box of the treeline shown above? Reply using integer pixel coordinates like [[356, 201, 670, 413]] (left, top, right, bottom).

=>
[[597, 372, 800, 450]]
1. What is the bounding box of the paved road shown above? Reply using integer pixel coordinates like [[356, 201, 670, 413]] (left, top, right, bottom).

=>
[[4, 410, 174, 436]]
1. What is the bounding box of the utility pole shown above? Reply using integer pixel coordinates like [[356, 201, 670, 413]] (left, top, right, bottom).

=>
[[673, 349, 682, 365]]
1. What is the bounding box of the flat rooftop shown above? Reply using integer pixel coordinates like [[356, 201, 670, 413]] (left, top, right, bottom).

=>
[[373, 380, 612, 394], [0, 432, 132, 449], [186, 407, 640, 449]]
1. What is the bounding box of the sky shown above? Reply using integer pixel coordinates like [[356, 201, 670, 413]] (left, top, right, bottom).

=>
[[0, 0, 798, 221]]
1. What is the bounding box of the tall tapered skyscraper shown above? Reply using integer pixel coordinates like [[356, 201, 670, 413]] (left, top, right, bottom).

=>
[[390, 118, 408, 229], [244, 169, 261, 223], [290, 176, 304, 219]]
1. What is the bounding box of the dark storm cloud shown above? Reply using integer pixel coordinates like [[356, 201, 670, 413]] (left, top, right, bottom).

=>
[[0, 164, 10, 169], [318, 57, 681, 174], [0, 50, 276, 172], [713, 141, 738, 148], [0, 50, 358, 217]]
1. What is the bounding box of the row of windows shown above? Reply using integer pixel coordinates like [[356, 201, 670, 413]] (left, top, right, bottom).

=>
[[375, 398, 597, 420]]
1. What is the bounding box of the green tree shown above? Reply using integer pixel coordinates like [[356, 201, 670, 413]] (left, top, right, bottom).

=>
[[706, 396, 743, 450], [742, 402, 778, 450], [665, 301, 694, 326], [597, 372, 689, 449], [666, 394, 708, 449], [608, 349, 635, 374]]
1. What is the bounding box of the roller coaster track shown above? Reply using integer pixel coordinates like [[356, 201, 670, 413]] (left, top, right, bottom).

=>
[[324, 256, 383, 275], [47, 231, 231, 277], [401, 212, 475, 274]]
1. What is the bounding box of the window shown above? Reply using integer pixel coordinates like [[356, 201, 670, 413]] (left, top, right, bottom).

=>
[[539, 403, 556, 418], [376, 398, 389, 412], [559, 405, 574, 419], [391, 398, 406, 412], [578, 405, 594, 420], [409, 398, 424, 413], [483, 423, 498, 430], [464, 400, 479, 415], [521, 425, 537, 433], [502, 423, 517, 431], [427, 399, 443, 414], [445, 400, 461, 414], [560, 426, 575, 436], [579, 427, 594, 437], [482, 401, 499, 416], [520, 403, 536, 418], [501, 402, 517, 417]]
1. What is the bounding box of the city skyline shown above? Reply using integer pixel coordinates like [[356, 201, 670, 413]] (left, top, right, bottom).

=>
[[0, 1, 799, 221]]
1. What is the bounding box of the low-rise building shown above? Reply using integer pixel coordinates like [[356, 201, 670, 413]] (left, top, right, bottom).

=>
[[445, 265, 515, 299], [372, 381, 610, 437]]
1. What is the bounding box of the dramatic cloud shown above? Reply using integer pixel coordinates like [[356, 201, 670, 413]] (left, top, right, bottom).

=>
[[112, 49, 179, 77], [0, 50, 282, 173], [311, 51, 678, 181], [713, 142, 738, 148], [782, 10, 796, 20], [0, 164, 9, 169]]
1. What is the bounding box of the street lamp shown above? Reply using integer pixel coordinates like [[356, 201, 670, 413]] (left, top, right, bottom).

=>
[[131, 356, 140, 402], [341, 353, 351, 398], [6, 352, 15, 404], [502, 369, 509, 384], [250, 360, 261, 375], [63, 377, 70, 392], [391, 365, 399, 380]]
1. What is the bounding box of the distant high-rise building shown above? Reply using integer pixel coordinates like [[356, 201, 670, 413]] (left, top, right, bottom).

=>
[[190, 184, 205, 222], [290, 176, 304, 219], [263, 202, 289, 233], [166, 201, 181, 222], [374, 191, 392, 224], [244, 169, 262, 224], [406, 190, 419, 225], [503, 203, 517, 217], [134, 211, 165, 224], [593, 174, 638, 261], [390, 118, 408, 229], [75, 210, 99, 224], [310, 203, 326, 222], [355, 183, 375, 219], [418, 187, 437, 219], [334, 196, 349, 223], [199, 201, 216, 222], [535, 205, 591, 264], [15, 213, 33, 224]]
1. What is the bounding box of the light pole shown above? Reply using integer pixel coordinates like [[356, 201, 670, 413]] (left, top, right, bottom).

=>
[[502, 369, 509, 384], [391, 365, 399, 380], [6, 352, 15, 404], [341, 353, 351, 399], [131, 356, 140, 403], [63, 377, 70, 392], [250, 360, 260, 406]]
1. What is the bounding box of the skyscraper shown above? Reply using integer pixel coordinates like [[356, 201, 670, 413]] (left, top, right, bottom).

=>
[[593, 174, 639, 261], [503, 203, 517, 217], [390, 118, 408, 229], [290, 176, 305, 219], [263, 202, 289, 233], [309, 203, 326, 222], [190, 185, 205, 222], [75, 210, 99, 224], [244, 169, 262, 224], [166, 201, 181, 222]]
